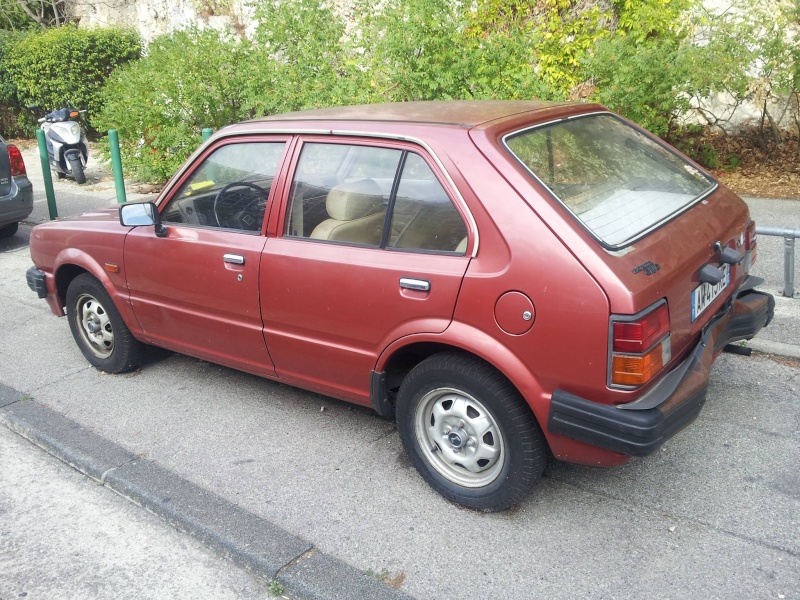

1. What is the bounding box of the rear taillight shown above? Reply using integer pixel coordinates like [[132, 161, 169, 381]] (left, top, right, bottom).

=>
[[7, 145, 26, 177], [744, 220, 757, 273], [610, 302, 671, 388]]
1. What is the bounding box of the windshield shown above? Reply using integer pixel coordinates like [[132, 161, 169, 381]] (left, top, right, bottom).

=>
[[504, 113, 716, 247]]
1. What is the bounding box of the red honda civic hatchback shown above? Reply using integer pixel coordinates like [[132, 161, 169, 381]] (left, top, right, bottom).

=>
[[27, 101, 774, 511]]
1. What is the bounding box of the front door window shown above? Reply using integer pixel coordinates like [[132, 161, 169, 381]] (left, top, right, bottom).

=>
[[161, 142, 285, 232]]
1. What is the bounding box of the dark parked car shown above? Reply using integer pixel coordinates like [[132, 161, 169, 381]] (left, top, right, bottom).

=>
[[26, 101, 774, 510], [0, 136, 33, 238]]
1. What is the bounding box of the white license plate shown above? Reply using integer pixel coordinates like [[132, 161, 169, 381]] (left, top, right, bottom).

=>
[[691, 263, 730, 322]]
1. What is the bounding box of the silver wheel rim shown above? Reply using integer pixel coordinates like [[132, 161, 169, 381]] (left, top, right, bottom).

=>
[[414, 387, 505, 488], [75, 293, 114, 359]]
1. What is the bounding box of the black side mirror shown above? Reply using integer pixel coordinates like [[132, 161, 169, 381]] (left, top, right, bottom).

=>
[[119, 202, 168, 237]]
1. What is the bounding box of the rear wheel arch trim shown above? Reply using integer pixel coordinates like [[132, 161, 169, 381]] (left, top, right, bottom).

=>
[[374, 324, 550, 427]]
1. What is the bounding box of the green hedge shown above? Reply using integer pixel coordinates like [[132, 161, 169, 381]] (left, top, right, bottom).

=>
[[6, 26, 141, 132]]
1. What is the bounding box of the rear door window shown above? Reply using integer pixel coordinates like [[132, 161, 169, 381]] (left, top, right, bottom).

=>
[[388, 153, 467, 252], [504, 113, 716, 248], [285, 142, 467, 253]]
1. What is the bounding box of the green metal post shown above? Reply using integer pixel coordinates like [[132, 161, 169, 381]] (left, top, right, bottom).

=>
[[202, 128, 213, 142], [35, 129, 58, 220], [108, 129, 127, 205]]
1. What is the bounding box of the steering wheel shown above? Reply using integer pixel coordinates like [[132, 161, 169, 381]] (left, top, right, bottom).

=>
[[212, 181, 269, 229]]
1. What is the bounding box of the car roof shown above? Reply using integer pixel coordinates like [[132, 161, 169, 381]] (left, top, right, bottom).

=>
[[246, 100, 576, 129]]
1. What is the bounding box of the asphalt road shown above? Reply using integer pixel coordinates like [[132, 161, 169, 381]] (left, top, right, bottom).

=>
[[1, 147, 799, 598]]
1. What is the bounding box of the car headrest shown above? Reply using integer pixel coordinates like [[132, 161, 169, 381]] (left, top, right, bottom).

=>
[[326, 179, 384, 221]]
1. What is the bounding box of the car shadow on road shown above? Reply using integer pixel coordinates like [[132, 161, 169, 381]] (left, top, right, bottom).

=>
[[0, 233, 30, 253]]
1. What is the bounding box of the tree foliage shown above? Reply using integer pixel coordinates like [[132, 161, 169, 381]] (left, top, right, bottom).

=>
[[0, 0, 81, 29], [94, 28, 253, 183], [90, 0, 800, 181], [6, 25, 140, 128]]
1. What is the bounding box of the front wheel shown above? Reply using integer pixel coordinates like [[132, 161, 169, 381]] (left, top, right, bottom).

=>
[[68, 155, 86, 184], [396, 352, 547, 511], [66, 274, 142, 373]]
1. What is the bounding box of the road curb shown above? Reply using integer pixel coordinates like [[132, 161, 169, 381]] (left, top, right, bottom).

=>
[[0, 388, 412, 600], [748, 338, 800, 360]]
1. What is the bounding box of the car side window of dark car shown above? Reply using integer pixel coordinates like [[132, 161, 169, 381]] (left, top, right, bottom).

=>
[[285, 142, 467, 253], [161, 142, 285, 233]]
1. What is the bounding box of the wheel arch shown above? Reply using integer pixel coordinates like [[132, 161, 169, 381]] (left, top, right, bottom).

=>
[[372, 323, 549, 429], [53, 249, 140, 334]]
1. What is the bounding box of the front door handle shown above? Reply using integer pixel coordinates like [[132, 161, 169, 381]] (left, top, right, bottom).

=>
[[399, 277, 430, 292], [223, 253, 245, 265]]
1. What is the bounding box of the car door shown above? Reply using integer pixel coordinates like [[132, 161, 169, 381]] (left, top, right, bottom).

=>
[[124, 138, 290, 377], [260, 139, 472, 405]]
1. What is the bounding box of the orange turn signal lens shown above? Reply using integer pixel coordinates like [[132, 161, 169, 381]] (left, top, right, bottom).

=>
[[611, 342, 666, 386]]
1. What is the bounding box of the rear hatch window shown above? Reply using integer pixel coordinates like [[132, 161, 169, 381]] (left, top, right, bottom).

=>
[[504, 113, 716, 248]]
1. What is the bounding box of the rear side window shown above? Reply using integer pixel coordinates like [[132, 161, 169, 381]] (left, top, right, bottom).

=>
[[388, 153, 467, 252], [504, 114, 715, 248], [285, 142, 467, 253]]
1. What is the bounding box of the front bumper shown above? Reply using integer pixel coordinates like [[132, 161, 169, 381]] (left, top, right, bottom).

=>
[[547, 279, 774, 457], [26, 266, 48, 299]]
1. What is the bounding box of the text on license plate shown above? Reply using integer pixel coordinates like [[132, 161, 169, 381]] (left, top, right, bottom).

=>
[[691, 263, 730, 322]]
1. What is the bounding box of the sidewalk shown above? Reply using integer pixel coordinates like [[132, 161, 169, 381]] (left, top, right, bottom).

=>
[[744, 196, 800, 359]]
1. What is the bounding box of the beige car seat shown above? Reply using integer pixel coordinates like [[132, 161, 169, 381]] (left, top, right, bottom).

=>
[[310, 179, 386, 245]]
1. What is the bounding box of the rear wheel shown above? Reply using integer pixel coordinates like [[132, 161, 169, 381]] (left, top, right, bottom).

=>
[[0, 222, 18, 239], [396, 352, 547, 511], [69, 156, 86, 184], [66, 274, 142, 373]]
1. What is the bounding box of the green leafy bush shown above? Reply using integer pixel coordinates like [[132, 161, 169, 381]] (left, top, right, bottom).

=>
[[93, 0, 799, 183], [0, 30, 27, 137], [246, 0, 374, 112], [584, 37, 697, 138], [7, 26, 141, 130], [95, 28, 256, 183]]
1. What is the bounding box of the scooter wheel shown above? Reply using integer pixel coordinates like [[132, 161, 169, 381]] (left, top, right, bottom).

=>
[[69, 156, 86, 184]]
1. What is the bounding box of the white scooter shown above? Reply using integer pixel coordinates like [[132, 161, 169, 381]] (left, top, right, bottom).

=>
[[32, 107, 89, 184]]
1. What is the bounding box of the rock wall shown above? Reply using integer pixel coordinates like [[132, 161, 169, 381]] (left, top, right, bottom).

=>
[[72, 0, 254, 43]]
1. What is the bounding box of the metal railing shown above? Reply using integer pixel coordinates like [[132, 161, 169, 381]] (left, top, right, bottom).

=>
[[756, 226, 800, 298]]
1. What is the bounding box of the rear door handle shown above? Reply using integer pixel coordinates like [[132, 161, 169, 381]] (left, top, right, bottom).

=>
[[223, 253, 245, 265], [399, 277, 430, 292]]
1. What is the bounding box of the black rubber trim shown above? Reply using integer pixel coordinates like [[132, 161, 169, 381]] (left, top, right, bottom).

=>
[[549, 385, 707, 457], [26, 266, 47, 299], [370, 370, 394, 419], [547, 287, 774, 457]]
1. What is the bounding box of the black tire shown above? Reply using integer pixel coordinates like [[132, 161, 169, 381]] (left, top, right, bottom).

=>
[[66, 273, 142, 373], [69, 156, 86, 184], [0, 222, 18, 239], [396, 352, 547, 511]]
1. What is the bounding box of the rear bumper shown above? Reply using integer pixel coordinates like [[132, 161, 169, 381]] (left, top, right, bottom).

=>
[[547, 280, 774, 457], [0, 178, 33, 227]]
